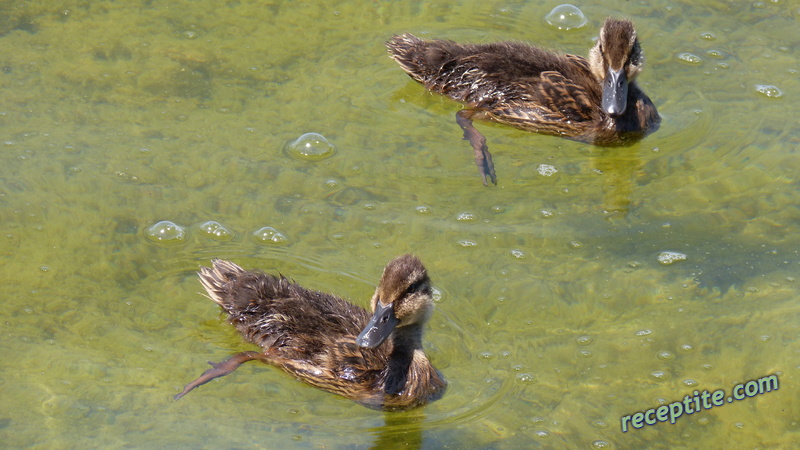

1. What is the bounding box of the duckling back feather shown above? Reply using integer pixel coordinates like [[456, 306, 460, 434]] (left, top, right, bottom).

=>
[[199, 259, 369, 352]]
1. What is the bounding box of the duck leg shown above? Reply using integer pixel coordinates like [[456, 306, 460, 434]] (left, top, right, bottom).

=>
[[174, 350, 268, 400], [456, 110, 496, 185]]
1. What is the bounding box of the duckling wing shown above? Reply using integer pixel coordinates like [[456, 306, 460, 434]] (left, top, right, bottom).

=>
[[238, 284, 371, 356], [267, 335, 388, 408], [535, 71, 597, 123], [483, 70, 597, 132]]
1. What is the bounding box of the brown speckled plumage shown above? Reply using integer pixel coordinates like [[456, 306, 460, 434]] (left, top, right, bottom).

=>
[[175, 255, 446, 411], [387, 18, 660, 185]]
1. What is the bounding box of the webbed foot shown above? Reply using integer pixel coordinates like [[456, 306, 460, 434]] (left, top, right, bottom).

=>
[[456, 110, 496, 185], [174, 351, 267, 400]]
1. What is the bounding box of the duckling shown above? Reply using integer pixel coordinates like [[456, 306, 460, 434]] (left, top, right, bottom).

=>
[[174, 255, 446, 411], [387, 18, 660, 185]]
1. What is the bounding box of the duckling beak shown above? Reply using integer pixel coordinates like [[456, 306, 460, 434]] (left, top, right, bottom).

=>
[[602, 67, 628, 117], [357, 301, 399, 349]]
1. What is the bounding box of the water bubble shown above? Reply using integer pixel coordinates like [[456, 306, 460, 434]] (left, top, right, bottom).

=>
[[544, 4, 588, 30], [145, 220, 186, 244], [516, 373, 535, 383], [650, 370, 671, 381], [656, 350, 674, 361], [285, 132, 336, 161], [755, 84, 783, 99], [510, 249, 526, 259], [252, 226, 289, 245], [676, 52, 703, 65], [456, 212, 478, 222], [198, 220, 234, 241], [657, 251, 687, 265], [323, 178, 341, 189]]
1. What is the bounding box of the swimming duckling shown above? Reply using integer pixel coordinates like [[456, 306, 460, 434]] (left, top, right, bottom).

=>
[[387, 18, 660, 185], [175, 255, 446, 411]]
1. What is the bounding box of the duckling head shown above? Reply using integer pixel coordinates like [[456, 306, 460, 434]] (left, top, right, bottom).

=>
[[588, 18, 645, 117], [356, 255, 433, 349]]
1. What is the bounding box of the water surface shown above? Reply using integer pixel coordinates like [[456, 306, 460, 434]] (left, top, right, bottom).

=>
[[1, 0, 798, 447]]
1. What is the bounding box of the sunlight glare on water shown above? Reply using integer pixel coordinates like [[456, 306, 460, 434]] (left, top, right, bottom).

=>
[[0, 0, 798, 448]]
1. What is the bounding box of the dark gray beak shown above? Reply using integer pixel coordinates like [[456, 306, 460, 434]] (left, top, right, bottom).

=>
[[356, 301, 398, 349], [602, 67, 628, 117]]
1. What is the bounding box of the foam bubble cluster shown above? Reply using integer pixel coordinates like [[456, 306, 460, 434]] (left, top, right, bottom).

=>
[[198, 220, 234, 241], [145, 220, 186, 244], [657, 251, 687, 265], [252, 226, 289, 245]]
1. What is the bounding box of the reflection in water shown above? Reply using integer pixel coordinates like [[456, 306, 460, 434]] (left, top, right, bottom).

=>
[[371, 409, 426, 450], [593, 146, 642, 217]]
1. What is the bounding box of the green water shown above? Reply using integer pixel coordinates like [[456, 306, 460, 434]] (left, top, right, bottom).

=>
[[1, 0, 798, 447]]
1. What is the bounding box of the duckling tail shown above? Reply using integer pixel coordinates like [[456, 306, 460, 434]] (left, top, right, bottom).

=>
[[198, 259, 247, 311], [386, 34, 450, 86]]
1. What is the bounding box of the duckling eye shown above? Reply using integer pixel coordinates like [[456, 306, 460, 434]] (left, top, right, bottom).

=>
[[406, 280, 423, 294]]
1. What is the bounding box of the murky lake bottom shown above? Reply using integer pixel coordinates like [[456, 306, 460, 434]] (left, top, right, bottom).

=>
[[1, 1, 798, 447]]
